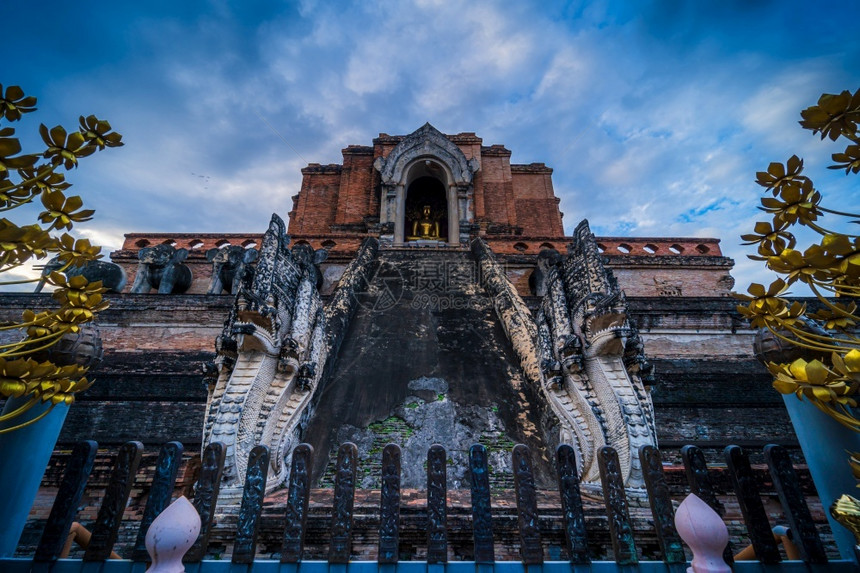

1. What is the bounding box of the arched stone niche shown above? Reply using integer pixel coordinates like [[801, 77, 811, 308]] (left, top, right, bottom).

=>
[[374, 123, 479, 246]]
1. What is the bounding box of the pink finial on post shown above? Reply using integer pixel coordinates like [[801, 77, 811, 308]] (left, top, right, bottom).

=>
[[145, 496, 201, 573], [675, 493, 731, 573]]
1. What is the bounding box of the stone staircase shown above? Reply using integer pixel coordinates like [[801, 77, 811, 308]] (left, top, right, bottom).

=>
[[307, 249, 554, 488]]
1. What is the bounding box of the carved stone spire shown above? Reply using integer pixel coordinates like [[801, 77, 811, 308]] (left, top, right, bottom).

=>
[[202, 213, 327, 502], [536, 220, 657, 487]]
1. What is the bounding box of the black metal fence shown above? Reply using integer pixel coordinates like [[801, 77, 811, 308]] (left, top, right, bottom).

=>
[[24, 440, 834, 566]]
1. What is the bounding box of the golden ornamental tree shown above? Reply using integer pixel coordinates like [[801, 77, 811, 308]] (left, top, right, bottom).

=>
[[0, 84, 122, 433], [736, 88, 860, 432]]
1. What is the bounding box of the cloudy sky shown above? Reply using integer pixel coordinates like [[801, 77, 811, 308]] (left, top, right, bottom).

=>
[[5, 0, 860, 293]]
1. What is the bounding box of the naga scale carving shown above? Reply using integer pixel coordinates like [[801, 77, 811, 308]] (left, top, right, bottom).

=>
[[475, 219, 657, 489], [534, 220, 657, 488], [202, 213, 328, 502], [202, 209, 655, 496]]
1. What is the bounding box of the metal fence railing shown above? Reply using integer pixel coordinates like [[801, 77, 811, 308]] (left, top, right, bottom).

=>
[[2, 439, 857, 572]]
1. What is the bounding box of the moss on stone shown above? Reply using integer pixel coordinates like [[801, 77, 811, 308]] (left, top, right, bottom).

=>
[[479, 431, 515, 453], [366, 415, 414, 455]]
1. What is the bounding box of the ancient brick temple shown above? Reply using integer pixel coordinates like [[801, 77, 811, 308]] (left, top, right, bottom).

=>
[[102, 123, 755, 488], [7, 124, 801, 558]]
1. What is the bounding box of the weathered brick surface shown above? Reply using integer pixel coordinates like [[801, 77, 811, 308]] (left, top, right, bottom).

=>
[[515, 198, 563, 236], [509, 165, 553, 199], [598, 237, 723, 256], [61, 401, 205, 445], [650, 358, 777, 405], [291, 164, 341, 235], [492, 252, 734, 299], [0, 294, 779, 452], [622, 296, 756, 358], [284, 130, 568, 241], [490, 240, 567, 256], [81, 352, 212, 401], [478, 153, 513, 228], [611, 257, 734, 297], [482, 181, 512, 228], [336, 147, 376, 226], [510, 164, 563, 237], [97, 293, 229, 351], [625, 296, 744, 330], [291, 235, 366, 256], [0, 294, 224, 447], [656, 406, 794, 445]]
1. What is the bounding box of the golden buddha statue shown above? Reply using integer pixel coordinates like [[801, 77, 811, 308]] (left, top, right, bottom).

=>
[[410, 205, 440, 239]]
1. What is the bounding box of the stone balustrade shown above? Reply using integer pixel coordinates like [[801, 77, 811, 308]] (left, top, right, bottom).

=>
[[121, 233, 263, 253], [117, 234, 723, 258], [596, 237, 723, 256]]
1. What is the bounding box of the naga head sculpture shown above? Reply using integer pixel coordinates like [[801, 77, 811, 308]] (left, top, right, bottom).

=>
[[535, 219, 658, 487], [204, 213, 329, 500], [220, 215, 325, 362], [228, 216, 295, 354], [580, 292, 631, 357]]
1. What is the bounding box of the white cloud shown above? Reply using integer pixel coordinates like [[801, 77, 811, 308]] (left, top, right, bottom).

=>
[[5, 0, 859, 299]]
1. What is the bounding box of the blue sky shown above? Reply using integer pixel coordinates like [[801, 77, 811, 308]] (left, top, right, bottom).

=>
[[5, 0, 860, 294]]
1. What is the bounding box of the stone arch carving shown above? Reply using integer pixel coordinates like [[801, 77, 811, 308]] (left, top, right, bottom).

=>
[[374, 123, 479, 245]]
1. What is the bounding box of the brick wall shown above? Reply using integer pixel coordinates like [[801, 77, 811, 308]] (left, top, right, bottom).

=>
[[476, 153, 513, 228], [290, 165, 341, 235], [611, 260, 735, 297], [494, 250, 735, 299], [514, 198, 563, 236], [335, 146, 376, 226], [510, 164, 563, 236], [0, 294, 778, 453]]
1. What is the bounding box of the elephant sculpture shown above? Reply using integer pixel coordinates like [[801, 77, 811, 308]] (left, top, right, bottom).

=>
[[529, 248, 563, 296], [130, 243, 193, 294], [290, 243, 328, 290], [35, 257, 127, 293], [205, 245, 259, 295]]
